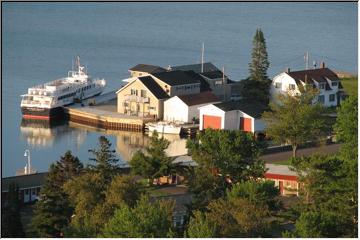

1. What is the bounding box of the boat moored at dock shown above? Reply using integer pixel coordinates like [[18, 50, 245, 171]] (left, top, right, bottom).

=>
[[146, 121, 182, 135], [20, 56, 106, 120]]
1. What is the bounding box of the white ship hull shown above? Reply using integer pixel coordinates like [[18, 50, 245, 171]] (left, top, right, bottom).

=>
[[147, 122, 182, 135], [20, 56, 106, 120]]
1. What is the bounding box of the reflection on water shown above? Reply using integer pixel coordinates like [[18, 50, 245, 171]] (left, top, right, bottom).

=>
[[66, 121, 189, 163], [20, 118, 87, 149]]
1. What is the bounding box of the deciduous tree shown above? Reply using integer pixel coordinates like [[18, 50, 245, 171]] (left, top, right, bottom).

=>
[[187, 129, 265, 182], [262, 87, 327, 157], [101, 195, 174, 237]]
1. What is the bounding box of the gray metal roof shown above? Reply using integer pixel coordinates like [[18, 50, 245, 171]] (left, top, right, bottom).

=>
[[214, 100, 268, 118], [265, 164, 298, 176], [152, 70, 201, 86], [129, 64, 166, 73], [2, 172, 48, 192], [171, 62, 220, 74]]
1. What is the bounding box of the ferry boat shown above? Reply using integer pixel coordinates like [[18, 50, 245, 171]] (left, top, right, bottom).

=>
[[20, 56, 106, 119], [146, 121, 182, 135]]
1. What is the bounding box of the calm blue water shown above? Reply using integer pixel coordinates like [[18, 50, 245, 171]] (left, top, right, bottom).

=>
[[2, 2, 357, 177]]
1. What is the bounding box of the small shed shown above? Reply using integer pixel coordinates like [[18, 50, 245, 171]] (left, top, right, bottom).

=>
[[198, 101, 267, 133], [265, 164, 300, 196], [164, 91, 219, 123]]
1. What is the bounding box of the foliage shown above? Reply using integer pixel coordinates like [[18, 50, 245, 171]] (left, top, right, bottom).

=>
[[63, 172, 105, 237], [187, 128, 265, 182], [340, 77, 358, 97], [130, 131, 173, 184], [290, 154, 357, 237], [249, 28, 270, 81], [88, 136, 120, 184], [190, 197, 270, 237], [31, 151, 83, 237], [1, 183, 25, 237], [105, 175, 144, 208], [185, 211, 216, 238], [239, 77, 271, 105], [186, 166, 228, 211], [262, 87, 327, 157], [101, 195, 174, 237], [63, 173, 144, 237], [292, 211, 353, 238], [334, 95, 358, 160], [227, 180, 280, 211]]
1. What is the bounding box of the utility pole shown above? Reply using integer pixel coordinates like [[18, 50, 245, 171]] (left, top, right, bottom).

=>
[[201, 42, 204, 73], [222, 66, 226, 101], [305, 51, 309, 70]]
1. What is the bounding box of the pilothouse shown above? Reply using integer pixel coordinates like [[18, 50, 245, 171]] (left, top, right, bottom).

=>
[[20, 56, 106, 119]]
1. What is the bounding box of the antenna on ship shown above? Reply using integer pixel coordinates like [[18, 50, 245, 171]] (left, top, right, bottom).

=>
[[201, 42, 205, 73]]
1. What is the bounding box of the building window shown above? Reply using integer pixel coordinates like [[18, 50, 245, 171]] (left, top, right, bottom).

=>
[[131, 89, 136, 95], [288, 84, 296, 90], [329, 94, 335, 102], [275, 82, 282, 89], [141, 90, 147, 98], [331, 82, 338, 87], [318, 95, 325, 104], [319, 83, 325, 89]]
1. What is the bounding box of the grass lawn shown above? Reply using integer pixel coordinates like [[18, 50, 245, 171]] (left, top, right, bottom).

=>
[[340, 77, 358, 97]]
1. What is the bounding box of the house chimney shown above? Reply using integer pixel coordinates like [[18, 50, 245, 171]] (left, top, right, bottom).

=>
[[285, 67, 290, 73], [320, 62, 325, 69]]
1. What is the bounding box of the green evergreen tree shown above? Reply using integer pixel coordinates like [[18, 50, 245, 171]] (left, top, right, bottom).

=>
[[130, 131, 173, 184], [249, 28, 270, 81], [88, 136, 120, 184], [240, 28, 271, 105], [1, 183, 25, 237], [290, 154, 357, 237], [101, 195, 174, 237], [31, 151, 83, 237]]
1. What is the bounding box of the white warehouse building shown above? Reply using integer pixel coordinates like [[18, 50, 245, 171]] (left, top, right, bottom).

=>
[[198, 101, 267, 133], [164, 91, 219, 123]]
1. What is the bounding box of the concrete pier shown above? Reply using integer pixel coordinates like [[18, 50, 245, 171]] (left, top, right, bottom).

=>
[[63, 91, 155, 131]]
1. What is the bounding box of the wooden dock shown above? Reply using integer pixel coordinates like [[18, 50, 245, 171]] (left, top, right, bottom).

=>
[[63, 92, 155, 132]]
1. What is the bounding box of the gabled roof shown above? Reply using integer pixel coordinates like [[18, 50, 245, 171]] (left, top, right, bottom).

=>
[[152, 70, 201, 86], [129, 64, 166, 74], [200, 70, 227, 79], [183, 70, 211, 91], [137, 76, 169, 99], [213, 100, 268, 118], [170, 62, 220, 73], [177, 91, 219, 106], [287, 68, 340, 85], [2, 172, 48, 192]]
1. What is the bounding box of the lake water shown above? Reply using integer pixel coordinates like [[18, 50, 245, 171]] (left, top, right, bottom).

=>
[[2, 2, 357, 177]]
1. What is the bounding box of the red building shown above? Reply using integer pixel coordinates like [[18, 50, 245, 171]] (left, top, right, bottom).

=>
[[264, 164, 300, 196]]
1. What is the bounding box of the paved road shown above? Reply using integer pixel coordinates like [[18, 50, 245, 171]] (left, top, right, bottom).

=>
[[261, 143, 342, 163]]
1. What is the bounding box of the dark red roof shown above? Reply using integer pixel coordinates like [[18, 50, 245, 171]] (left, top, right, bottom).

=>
[[287, 68, 340, 85], [177, 91, 219, 106]]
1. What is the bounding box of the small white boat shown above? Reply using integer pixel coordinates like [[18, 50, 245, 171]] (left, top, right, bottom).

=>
[[146, 121, 182, 135]]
